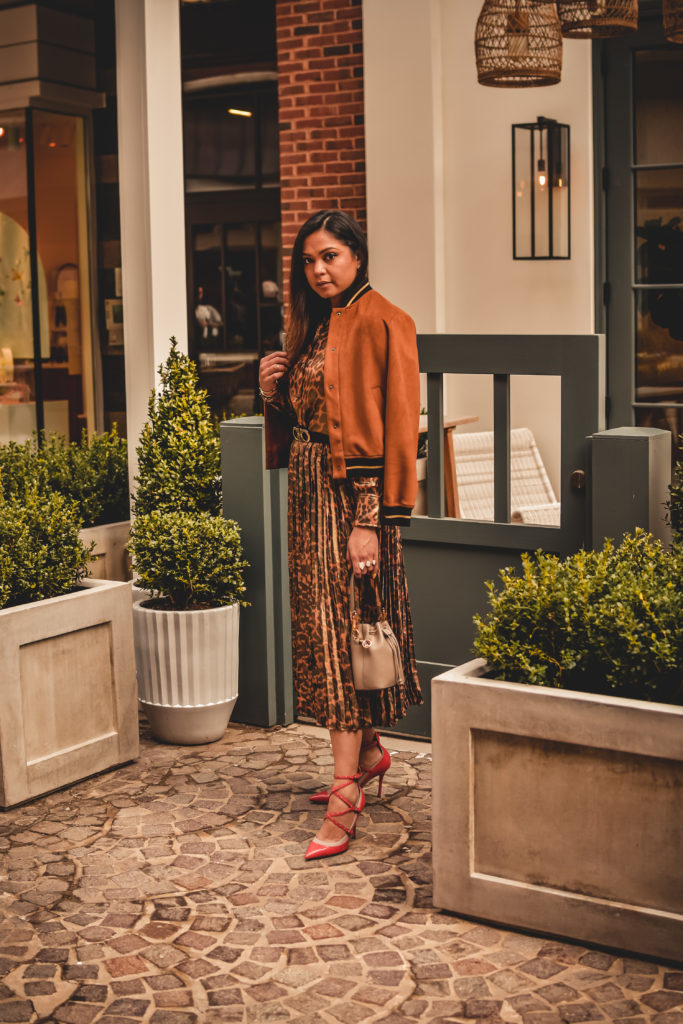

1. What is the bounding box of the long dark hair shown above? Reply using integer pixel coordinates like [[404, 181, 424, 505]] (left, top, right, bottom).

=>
[[287, 209, 369, 363]]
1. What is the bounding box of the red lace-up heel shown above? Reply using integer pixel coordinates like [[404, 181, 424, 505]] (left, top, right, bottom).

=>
[[358, 731, 391, 796], [305, 774, 365, 861], [309, 733, 391, 804]]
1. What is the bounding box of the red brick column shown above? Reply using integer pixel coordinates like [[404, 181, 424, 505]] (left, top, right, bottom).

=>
[[276, 0, 366, 302]]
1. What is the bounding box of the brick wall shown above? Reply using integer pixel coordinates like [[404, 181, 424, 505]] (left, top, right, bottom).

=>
[[276, 0, 366, 300]]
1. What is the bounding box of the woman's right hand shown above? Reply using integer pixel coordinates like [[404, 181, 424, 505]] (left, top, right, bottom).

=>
[[259, 350, 290, 396]]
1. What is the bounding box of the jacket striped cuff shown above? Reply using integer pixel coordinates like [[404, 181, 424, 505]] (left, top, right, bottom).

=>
[[382, 505, 412, 527], [346, 456, 385, 473]]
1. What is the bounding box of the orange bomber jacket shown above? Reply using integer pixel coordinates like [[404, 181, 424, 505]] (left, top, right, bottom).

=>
[[264, 286, 420, 526]]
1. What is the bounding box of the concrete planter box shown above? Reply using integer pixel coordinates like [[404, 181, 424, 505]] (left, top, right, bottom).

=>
[[0, 578, 139, 808], [432, 659, 683, 963], [80, 520, 131, 582], [133, 600, 239, 745]]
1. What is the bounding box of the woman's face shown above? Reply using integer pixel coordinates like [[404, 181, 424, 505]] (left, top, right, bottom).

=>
[[302, 228, 361, 307]]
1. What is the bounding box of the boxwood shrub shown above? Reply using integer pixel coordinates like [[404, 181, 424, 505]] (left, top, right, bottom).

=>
[[133, 338, 221, 518], [667, 435, 683, 544], [0, 488, 92, 609], [129, 510, 247, 611], [474, 529, 683, 705], [0, 426, 129, 527]]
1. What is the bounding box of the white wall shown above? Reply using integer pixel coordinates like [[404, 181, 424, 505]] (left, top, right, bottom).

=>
[[363, 0, 595, 498]]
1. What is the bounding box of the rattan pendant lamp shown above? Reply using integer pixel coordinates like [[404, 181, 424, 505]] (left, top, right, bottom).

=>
[[663, 0, 683, 42], [475, 0, 563, 87], [551, 1, 639, 38]]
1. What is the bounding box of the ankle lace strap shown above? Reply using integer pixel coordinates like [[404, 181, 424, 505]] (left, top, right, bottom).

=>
[[360, 732, 381, 752]]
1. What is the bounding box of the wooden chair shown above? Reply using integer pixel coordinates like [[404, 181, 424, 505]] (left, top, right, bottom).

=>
[[416, 414, 478, 517]]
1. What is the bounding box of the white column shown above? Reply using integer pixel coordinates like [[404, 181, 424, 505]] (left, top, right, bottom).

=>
[[115, 0, 188, 491]]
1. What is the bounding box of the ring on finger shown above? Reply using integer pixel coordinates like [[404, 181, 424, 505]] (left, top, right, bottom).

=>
[[359, 561, 365, 570]]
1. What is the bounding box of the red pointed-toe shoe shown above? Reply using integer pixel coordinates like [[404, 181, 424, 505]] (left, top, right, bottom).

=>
[[305, 774, 366, 861], [309, 732, 391, 805]]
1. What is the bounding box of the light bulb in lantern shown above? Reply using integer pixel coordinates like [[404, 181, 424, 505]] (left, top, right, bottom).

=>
[[537, 159, 547, 188]]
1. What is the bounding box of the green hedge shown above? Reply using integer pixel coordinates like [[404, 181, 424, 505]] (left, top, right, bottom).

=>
[[0, 427, 129, 528], [667, 435, 683, 544], [474, 529, 683, 705], [0, 488, 91, 610]]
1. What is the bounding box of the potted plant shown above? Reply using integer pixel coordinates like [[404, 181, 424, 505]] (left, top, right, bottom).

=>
[[0, 426, 130, 581], [432, 528, 683, 963], [129, 339, 248, 745], [0, 486, 138, 807]]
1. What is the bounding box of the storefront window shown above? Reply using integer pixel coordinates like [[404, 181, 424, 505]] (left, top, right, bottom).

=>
[[0, 109, 94, 445], [32, 110, 94, 441], [0, 110, 41, 442]]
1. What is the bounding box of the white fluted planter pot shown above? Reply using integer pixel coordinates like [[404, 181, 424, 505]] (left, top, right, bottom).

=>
[[133, 600, 240, 745]]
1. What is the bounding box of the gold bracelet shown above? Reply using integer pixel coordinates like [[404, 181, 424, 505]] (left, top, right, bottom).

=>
[[259, 384, 278, 401]]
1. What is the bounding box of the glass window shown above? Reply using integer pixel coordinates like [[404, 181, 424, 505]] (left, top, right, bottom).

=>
[[635, 288, 683, 399], [634, 49, 683, 166], [259, 222, 282, 353], [635, 168, 683, 284], [192, 224, 225, 350], [184, 95, 257, 189], [32, 110, 94, 441], [183, 86, 279, 192], [0, 111, 40, 442]]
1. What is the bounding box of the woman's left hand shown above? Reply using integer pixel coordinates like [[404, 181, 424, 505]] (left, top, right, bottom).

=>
[[347, 526, 379, 578]]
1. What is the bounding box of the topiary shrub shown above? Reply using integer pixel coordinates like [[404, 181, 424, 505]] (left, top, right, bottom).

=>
[[667, 435, 683, 544], [473, 529, 683, 705], [0, 427, 129, 527], [0, 488, 92, 609], [134, 338, 221, 518], [129, 510, 247, 611]]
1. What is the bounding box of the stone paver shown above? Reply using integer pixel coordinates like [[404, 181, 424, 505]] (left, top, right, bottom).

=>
[[0, 720, 678, 1024]]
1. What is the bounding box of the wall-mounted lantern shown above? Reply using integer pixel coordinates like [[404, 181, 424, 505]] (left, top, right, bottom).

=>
[[512, 116, 570, 259]]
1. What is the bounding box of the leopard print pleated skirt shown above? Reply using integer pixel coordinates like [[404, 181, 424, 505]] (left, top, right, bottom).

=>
[[288, 437, 423, 731]]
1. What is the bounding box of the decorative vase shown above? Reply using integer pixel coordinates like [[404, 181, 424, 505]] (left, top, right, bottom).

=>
[[133, 600, 240, 744]]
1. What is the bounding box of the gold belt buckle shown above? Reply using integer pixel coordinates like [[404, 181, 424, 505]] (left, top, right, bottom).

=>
[[293, 426, 311, 442]]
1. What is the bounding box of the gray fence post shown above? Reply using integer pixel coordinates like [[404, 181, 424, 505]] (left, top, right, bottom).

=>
[[591, 427, 672, 547], [220, 417, 293, 728]]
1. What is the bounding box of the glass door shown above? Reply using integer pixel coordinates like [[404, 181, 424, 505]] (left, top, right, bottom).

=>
[[632, 49, 683, 441], [601, 16, 683, 452]]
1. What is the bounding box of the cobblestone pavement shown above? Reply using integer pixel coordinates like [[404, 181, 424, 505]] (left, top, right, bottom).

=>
[[1, 720, 681, 1024]]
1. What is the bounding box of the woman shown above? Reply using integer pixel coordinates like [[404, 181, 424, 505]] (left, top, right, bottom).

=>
[[259, 210, 422, 861]]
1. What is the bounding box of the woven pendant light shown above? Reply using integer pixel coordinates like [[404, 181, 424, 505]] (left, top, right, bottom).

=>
[[663, 0, 683, 43], [557, 1, 639, 38], [475, 0, 563, 88]]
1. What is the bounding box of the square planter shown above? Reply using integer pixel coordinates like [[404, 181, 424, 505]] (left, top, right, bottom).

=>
[[80, 520, 131, 582], [432, 659, 683, 963], [0, 578, 139, 808]]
